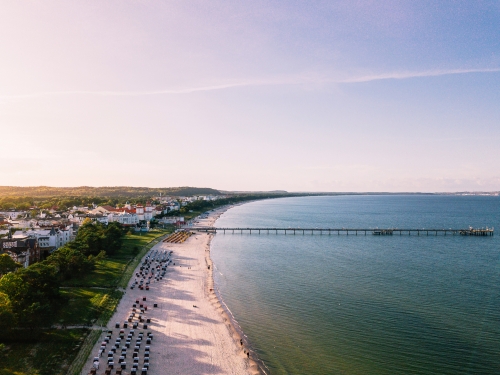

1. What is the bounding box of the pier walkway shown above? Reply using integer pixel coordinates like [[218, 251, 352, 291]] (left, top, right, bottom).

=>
[[182, 227, 494, 236]]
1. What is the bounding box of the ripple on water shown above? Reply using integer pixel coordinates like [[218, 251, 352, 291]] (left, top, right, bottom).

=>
[[212, 196, 500, 375]]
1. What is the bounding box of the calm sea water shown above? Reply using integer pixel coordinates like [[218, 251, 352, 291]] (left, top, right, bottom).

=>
[[210, 195, 500, 375]]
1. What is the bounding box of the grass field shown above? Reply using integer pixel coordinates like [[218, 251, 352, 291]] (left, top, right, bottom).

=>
[[0, 329, 88, 375], [0, 228, 171, 375], [56, 287, 123, 326]]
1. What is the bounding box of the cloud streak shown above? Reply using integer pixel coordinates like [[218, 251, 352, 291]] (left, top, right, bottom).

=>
[[338, 67, 500, 83], [1, 67, 499, 99]]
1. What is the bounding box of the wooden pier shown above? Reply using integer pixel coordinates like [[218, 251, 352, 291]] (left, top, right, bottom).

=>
[[183, 227, 494, 236]]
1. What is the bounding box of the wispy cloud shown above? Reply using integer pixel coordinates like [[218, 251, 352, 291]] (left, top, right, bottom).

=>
[[0, 82, 263, 99], [1, 67, 499, 99], [338, 67, 500, 83]]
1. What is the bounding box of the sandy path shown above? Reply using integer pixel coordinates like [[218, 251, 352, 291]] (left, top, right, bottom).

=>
[[81, 207, 255, 375]]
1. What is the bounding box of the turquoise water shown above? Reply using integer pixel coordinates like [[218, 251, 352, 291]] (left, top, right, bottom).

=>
[[210, 195, 500, 375]]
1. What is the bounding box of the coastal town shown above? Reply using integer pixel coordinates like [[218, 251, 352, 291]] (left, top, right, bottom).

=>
[[0, 194, 224, 268], [0, 188, 275, 375]]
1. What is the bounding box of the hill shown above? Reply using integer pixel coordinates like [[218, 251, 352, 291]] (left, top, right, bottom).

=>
[[0, 186, 221, 198]]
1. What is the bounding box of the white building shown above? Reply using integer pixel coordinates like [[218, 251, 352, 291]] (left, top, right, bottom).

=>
[[136, 205, 144, 221], [144, 202, 154, 221], [87, 215, 109, 225], [108, 212, 139, 226], [158, 216, 185, 225], [23, 227, 72, 250]]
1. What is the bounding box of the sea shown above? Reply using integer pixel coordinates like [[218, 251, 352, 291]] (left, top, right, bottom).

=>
[[210, 195, 500, 375]]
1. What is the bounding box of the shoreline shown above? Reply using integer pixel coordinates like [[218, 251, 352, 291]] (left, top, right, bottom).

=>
[[80, 203, 262, 375], [202, 205, 266, 375]]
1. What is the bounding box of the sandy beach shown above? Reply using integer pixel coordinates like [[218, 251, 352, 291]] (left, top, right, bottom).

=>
[[81, 206, 260, 375]]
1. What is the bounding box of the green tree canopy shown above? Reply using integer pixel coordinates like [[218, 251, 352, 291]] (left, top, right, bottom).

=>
[[0, 292, 16, 331], [104, 222, 124, 255], [0, 254, 22, 277], [0, 263, 61, 330], [45, 246, 96, 280], [73, 220, 107, 256], [72, 220, 124, 256]]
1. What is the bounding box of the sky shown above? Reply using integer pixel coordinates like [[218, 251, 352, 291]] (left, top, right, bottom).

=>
[[1, 0, 499, 192]]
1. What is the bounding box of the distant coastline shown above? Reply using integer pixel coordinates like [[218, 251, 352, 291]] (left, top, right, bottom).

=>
[[0, 185, 498, 198]]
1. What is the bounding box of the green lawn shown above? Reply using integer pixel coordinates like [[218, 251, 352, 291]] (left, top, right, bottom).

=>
[[0, 329, 88, 375], [56, 287, 123, 326]]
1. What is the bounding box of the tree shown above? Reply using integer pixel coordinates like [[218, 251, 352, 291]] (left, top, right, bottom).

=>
[[45, 246, 95, 280], [0, 254, 22, 277], [104, 222, 124, 255], [73, 221, 106, 256], [0, 292, 16, 331], [0, 263, 61, 330]]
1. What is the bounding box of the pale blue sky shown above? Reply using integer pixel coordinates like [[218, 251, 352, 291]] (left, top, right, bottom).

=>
[[1, 1, 499, 192]]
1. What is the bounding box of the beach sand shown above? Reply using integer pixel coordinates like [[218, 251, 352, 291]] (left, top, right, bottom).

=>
[[81, 207, 261, 375]]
